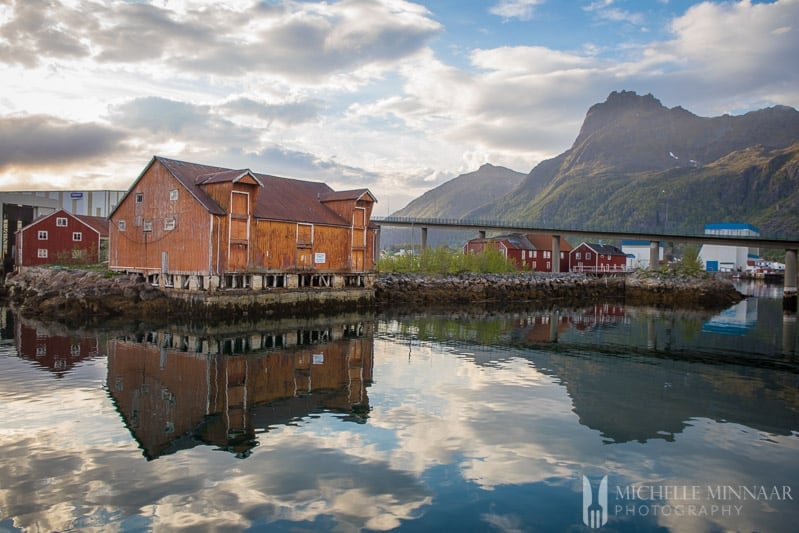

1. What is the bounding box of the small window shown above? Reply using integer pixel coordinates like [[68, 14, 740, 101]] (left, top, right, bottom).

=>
[[576, 252, 581, 260], [169, 189, 178, 201], [56, 217, 68, 227], [37, 248, 48, 258], [143, 220, 153, 232], [118, 220, 126, 231], [586, 252, 592, 260], [532, 250, 537, 258], [135, 193, 143, 203], [38, 231, 48, 240], [72, 232, 82, 241], [164, 217, 176, 231]]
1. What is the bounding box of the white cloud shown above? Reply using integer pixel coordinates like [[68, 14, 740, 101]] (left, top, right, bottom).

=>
[[489, 0, 546, 21]]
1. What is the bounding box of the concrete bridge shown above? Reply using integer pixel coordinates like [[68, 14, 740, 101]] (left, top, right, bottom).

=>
[[373, 216, 799, 310]]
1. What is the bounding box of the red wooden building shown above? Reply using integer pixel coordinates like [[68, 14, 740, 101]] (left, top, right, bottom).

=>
[[569, 243, 628, 273], [15, 209, 108, 267], [108, 156, 378, 291], [463, 233, 573, 272]]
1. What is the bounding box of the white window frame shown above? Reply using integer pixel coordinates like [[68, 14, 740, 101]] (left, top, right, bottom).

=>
[[135, 192, 143, 203], [38, 230, 48, 240], [56, 217, 68, 227], [143, 220, 153, 232], [37, 248, 48, 258], [164, 217, 176, 231], [118, 220, 126, 231], [169, 189, 179, 201], [72, 232, 82, 241]]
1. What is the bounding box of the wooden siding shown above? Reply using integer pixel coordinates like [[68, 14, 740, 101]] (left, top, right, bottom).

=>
[[17, 210, 102, 266], [252, 220, 354, 271], [109, 161, 213, 274], [109, 158, 377, 277]]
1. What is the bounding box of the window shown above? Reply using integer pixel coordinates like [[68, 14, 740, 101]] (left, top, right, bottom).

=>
[[169, 189, 179, 201], [118, 220, 126, 231], [586, 252, 592, 260], [135, 192, 143, 203], [532, 250, 538, 258], [38, 231, 48, 240], [56, 217, 68, 227], [72, 232, 82, 241], [576, 252, 581, 260], [37, 248, 48, 258], [164, 217, 176, 231], [143, 220, 153, 232]]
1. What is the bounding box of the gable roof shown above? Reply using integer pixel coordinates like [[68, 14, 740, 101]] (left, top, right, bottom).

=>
[[19, 209, 107, 237], [525, 234, 573, 252], [574, 243, 626, 256], [117, 156, 366, 227], [319, 189, 378, 203], [471, 233, 534, 251], [75, 214, 109, 236]]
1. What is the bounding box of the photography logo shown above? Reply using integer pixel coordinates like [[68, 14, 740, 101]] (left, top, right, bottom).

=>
[[583, 475, 609, 529]]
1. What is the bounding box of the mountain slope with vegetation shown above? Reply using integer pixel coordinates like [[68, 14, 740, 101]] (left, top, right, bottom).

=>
[[455, 91, 799, 236], [392, 163, 526, 219]]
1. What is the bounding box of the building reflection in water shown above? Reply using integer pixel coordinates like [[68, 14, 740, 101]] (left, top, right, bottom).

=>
[[106, 318, 373, 460], [6, 311, 103, 376]]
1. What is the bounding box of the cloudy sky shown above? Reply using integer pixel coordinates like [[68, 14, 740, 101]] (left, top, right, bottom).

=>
[[0, 0, 797, 214]]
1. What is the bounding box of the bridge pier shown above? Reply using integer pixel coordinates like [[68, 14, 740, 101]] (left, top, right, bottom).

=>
[[552, 235, 560, 273], [649, 241, 660, 270], [785, 249, 797, 313]]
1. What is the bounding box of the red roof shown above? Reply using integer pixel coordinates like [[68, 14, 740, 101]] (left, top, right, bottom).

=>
[[145, 157, 373, 227], [75, 214, 109, 236]]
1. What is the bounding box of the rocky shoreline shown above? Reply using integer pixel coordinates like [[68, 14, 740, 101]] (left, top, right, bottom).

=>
[[374, 271, 744, 309], [0, 267, 744, 326]]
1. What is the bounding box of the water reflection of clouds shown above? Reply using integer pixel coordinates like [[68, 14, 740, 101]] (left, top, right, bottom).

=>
[[2, 310, 798, 532], [370, 334, 799, 532], [0, 421, 433, 532]]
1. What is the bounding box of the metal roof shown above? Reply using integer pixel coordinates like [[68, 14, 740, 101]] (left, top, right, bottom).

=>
[[155, 156, 361, 227]]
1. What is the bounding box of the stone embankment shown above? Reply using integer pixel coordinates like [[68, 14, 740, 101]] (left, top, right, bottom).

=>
[[374, 271, 744, 309], [1, 267, 744, 325]]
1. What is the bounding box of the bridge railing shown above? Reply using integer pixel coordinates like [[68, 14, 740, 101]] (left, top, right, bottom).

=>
[[371, 216, 798, 244]]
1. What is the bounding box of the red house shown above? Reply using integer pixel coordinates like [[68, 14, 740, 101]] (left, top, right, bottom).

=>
[[569, 242, 628, 273], [15, 209, 109, 267], [524, 234, 573, 273], [463, 233, 573, 272]]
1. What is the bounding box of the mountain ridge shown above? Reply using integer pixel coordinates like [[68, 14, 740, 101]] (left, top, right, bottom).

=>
[[398, 90, 799, 237]]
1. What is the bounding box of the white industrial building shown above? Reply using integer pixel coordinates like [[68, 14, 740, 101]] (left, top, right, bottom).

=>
[[621, 240, 663, 270], [699, 223, 760, 272]]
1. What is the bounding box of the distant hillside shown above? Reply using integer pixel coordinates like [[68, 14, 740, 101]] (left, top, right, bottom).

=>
[[392, 163, 526, 218], [382, 164, 526, 248], [468, 91, 799, 236]]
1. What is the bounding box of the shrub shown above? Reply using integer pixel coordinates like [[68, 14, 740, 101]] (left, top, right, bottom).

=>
[[378, 246, 516, 274]]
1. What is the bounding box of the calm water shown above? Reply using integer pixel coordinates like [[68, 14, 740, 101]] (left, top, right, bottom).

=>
[[1, 281, 797, 532]]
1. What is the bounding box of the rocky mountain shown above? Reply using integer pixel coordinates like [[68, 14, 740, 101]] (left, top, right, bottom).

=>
[[413, 91, 799, 237]]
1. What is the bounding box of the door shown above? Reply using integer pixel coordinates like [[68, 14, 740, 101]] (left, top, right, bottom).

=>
[[229, 191, 249, 270]]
